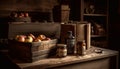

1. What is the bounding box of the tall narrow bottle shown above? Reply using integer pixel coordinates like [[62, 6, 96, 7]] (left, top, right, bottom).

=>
[[66, 31, 75, 54]]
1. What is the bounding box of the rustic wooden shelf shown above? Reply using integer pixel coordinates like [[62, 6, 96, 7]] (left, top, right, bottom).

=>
[[83, 14, 107, 16], [91, 35, 107, 38]]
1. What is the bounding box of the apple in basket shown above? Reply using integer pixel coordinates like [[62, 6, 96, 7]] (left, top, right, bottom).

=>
[[25, 36, 33, 42], [29, 34, 36, 40], [15, 35, 26, 42], [37, 34, 46, 41], [43, 37, 51, 41], [34, 38, 42, 42]]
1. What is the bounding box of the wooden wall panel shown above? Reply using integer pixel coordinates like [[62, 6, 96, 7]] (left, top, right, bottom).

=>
[[0, 0, 59, 11]]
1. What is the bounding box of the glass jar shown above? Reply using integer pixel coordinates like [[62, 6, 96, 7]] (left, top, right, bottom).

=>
[[56, 44, 67, 57]]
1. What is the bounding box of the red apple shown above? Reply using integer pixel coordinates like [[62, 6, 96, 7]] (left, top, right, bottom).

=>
[[17, 35, 26, 42], [43, 37, 51, 41], [34, 38, 41, 42], [37, 34, 46, 40]]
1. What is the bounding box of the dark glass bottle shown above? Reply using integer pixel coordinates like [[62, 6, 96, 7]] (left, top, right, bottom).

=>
[[66, 31, 75, 54]]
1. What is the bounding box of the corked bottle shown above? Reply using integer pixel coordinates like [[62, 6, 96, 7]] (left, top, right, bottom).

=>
[[66, 31, 76, 55], [76, 40, 86, 56]]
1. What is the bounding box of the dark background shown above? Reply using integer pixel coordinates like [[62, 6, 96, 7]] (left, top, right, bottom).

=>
[[0, 0, 119, 50], [0, 0, 120, 68]]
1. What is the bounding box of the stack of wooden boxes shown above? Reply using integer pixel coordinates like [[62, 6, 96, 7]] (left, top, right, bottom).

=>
[[8, 23, 61, 62], [60, 21, 91, 50]]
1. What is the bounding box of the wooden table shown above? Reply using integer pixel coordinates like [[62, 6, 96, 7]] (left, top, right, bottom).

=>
[[15, 46, 119, 69]]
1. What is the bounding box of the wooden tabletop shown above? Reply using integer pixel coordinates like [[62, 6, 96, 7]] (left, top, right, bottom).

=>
[[15, 46, 119, 69]]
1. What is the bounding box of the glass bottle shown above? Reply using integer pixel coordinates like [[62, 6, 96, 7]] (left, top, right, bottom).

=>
[[76, 40, 86, 56], [66, 31, 75, 54]]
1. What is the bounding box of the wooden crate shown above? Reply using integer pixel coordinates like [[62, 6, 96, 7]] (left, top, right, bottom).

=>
[[8, 39, 57, 62]]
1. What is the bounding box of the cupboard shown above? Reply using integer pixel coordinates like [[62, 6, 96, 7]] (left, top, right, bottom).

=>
[[69, 0, 109, 48]]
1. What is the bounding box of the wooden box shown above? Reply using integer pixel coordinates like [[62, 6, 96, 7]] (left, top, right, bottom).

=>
[[8, 39, 57, 62], [60, 22, 91, 49]]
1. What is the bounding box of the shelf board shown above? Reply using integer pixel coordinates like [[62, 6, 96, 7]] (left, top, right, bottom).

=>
[[91, 35, 107, 37], [84, 14, 107, 16]]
